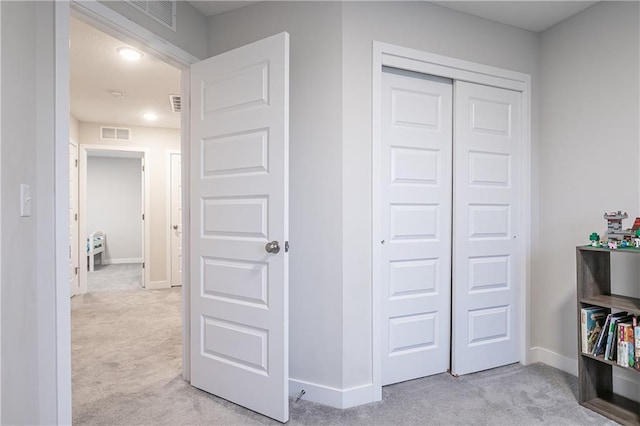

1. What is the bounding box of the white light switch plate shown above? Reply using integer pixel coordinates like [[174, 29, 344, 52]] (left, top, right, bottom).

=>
[[20, 184, 31, 217]]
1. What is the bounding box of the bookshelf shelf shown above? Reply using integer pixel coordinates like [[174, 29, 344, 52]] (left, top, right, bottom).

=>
[[576, 246, 640, 426], [580, 352, 640, 374]]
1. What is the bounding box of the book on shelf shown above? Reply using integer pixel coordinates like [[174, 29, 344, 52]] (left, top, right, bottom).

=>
[[594, 311, 628, 357], [592, 313, 612, 356], [617, 322, 633, 367], [625, 321, 635, 368], [581, 306, 609, 354], [605, 314, 632, 360], [634, 316, 640, 371]]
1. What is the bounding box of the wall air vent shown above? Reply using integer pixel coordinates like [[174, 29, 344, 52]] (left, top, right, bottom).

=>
[[127, 0, 177, 31], [169, 94, 181, 113], [101, 126, 132, 141]]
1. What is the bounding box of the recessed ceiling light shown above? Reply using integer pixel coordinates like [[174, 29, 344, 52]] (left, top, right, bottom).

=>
[[142, 112, 158, 121], [117, 47, 142, 61]]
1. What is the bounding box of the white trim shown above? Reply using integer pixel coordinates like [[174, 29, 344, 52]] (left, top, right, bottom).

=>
[[146, 280, 170, 290], [372, 41, 532, 398], [180, 70, 191, 382], [54, 3, 72, 423], [70, 0, 200, 68], [78, 145, 150, 293], [0, 2, 3, 420], [528, 347, 578, 376], [166, 149, 181, 288], [103, 258, 144, 265], [289, 379, 374, 409]]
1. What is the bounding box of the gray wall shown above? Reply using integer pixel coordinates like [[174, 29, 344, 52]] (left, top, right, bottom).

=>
[[208, 1, 345, 389], [536, 1, 640, 365], [87, 156, 142, 263], [1, 1, 59, 423]]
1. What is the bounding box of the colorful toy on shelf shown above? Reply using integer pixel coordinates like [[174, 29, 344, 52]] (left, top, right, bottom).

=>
[[634, 230, 640, 248], [608, 240, 618, 250], [604, 211, 629, 240], [589, 232, 600, 247]]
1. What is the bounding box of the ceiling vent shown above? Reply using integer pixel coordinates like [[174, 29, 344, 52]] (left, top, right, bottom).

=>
[[128, 1, 177, 31], [101, 126, 132, 141], [169, 94, 181, 113]]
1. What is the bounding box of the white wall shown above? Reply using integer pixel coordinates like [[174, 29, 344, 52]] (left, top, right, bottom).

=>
[[79, 122, 179, 286], [208, 1, 540, 401], [98, 0, 207, 60], [535, 0, 640, 370], [208, 2, 345, 390], [87, 156, 142, 263]]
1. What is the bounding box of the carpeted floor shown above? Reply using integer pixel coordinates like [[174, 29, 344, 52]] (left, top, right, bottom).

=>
[[71, 288, 614, 425], [87, 263, 143, 292]]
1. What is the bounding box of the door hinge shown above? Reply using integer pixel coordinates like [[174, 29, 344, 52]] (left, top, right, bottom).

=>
[[75, 267, 79, 276], [75, 159, 78, 167], [142, 165, 145, 172], [142, 213, 145, 220], [142, 262, 145, 269], [285, 241, 289, 253], [75, 213, 78, 221]]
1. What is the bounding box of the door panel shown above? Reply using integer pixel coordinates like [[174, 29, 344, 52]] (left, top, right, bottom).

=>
[[170, 153, 182, 286], [381, 68, 452, 385], [190, 32, 289, 423], [452, 81, 521, 376]]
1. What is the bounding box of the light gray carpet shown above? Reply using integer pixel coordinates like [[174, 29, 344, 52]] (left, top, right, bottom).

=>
[[87, 263, 143, 292], [72, 288, 614, 425]]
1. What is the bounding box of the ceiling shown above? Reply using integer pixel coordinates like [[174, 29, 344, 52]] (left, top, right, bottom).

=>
[[70, 17, 181, 129], [189, 1, 598, 33], [430, 1, 597, 32], [71, 1, 598, 130]]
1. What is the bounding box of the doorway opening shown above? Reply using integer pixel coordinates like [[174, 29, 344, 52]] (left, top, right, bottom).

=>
[[68, 13, 183, 421]]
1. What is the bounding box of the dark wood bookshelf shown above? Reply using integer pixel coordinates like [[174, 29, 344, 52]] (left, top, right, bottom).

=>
[[576, 246, 640, 425]]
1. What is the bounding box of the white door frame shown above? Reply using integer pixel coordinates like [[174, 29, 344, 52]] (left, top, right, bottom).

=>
[[53, 0, 197, 420], [78, 145, 150, 291], [372, 41, 532, 401], [167, 149, 181, 287]]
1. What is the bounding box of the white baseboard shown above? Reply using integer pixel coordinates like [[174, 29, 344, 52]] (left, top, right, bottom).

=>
[[529, 347, 578, 376], [289, 378, 374, 409], [530, 346, 640, 403], [146, 280, 169, 289], [103, 257, 143, 265]]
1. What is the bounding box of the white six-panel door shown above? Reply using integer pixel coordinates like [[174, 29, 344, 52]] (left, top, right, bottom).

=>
[[452, 81, 521, 376], [190, 33, 289, 422], [381, 68, 452, 385]]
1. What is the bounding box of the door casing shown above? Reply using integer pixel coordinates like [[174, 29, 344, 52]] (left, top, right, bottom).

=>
[[372, 41, 532, 401], [78, 145, 149, 293], [167, 150, 182, 287]]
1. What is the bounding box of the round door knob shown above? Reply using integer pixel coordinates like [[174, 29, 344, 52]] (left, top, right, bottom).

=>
[[173, 225, 179, 230], [265, 240, 280, 254]]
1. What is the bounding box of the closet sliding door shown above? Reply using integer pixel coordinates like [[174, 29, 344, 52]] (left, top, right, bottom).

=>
[[380, 68, 453, 385], [452, 81, 522, 376]]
